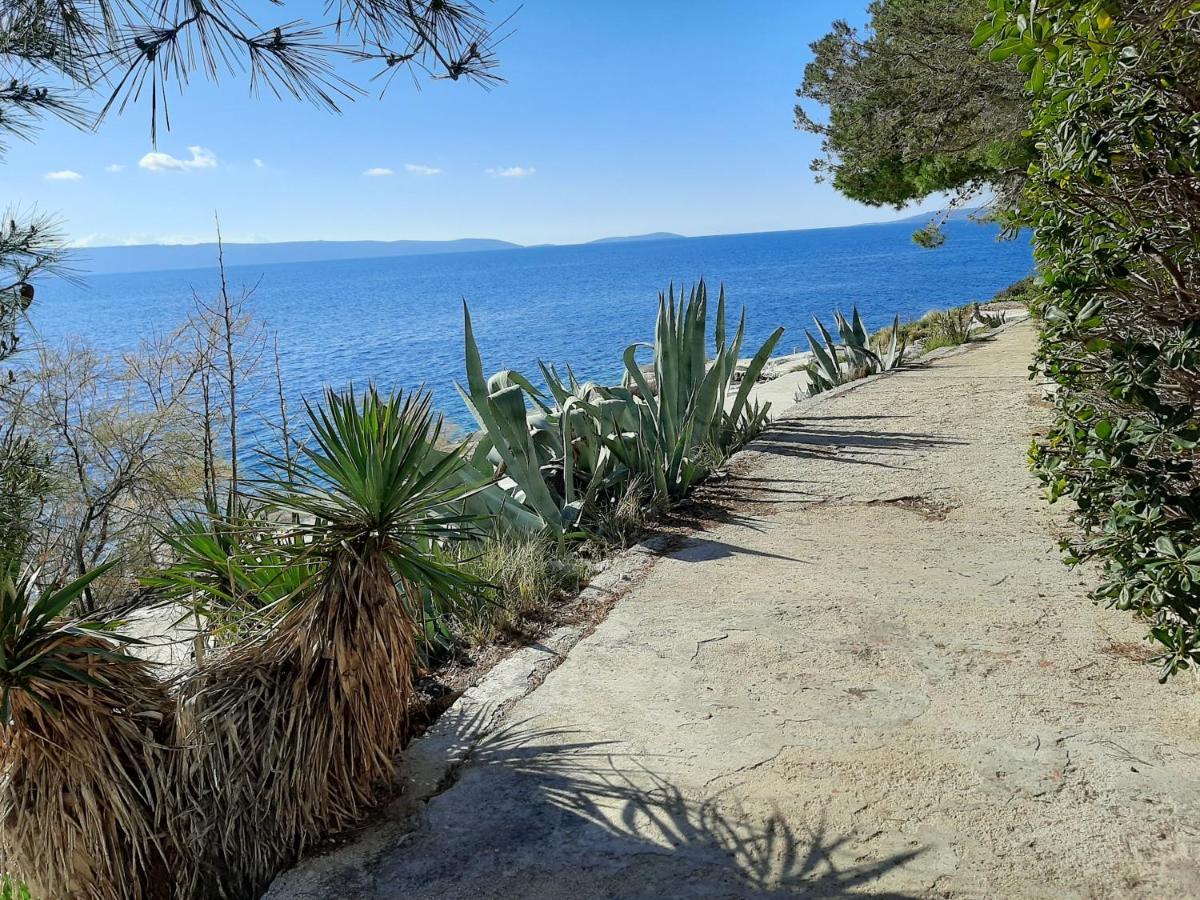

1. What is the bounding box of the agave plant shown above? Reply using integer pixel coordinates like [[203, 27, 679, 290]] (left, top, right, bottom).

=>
[[0, 563, 176, 900], [458, 305, 626, 539], [457, 281, 783, 534], [172, 386, 487, 898], [976, 307, 1008, 329], [621, 280, 783, 499], [804, 308, 906, 397], [923, 303, 977, 347]]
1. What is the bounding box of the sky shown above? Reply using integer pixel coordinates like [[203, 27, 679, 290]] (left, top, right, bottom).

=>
[[6, 1, 942, 248]]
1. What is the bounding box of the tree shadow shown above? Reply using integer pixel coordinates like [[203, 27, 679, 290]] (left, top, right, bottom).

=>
[[364, 719, 925, 899], [751, 418, 964, 468], [667, 537, 807, 564]]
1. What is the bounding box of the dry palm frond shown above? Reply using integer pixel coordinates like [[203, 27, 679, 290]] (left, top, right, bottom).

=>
[[172, 386, 485, 897], [0, 564, 177, 900]]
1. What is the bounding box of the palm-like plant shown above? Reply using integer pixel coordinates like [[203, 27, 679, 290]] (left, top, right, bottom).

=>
[[147, 509, 316, 645], [0, 563, 176, 900], [173, 386, 486, 897]]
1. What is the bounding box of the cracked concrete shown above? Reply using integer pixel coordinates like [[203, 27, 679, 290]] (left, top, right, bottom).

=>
[[267, 322, 1200, 899]]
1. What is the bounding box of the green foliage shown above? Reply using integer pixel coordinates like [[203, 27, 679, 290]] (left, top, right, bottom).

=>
[[455, 531, 588, 646], [146, 509, 316, 642], [0, 561, 137, 722], [796, 0, 1032, 214], [984, 0, 1200, 679], [0, 875, 30, 900], [922, 305, 976, 349], [458, 310, 602, 538], [0, 434, 49, 569], [804, 308, 906, 396], [252, 385, 488, 619], [459, 280, 783, 535], [622, 282, 784, 499]]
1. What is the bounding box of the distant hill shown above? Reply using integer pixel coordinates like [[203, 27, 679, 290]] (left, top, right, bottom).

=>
[[65, 217, 991, 278], [70, 232, 693, 276], [587, 232, 685, 244], [73, 238, 522, 276], [896, 207, 989, 224]]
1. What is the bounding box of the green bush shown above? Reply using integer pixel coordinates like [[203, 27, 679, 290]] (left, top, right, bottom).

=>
[[983, 1, 1200, 679]]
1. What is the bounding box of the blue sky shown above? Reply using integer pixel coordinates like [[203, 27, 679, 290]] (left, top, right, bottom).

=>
[[8, 1, 941, 247]]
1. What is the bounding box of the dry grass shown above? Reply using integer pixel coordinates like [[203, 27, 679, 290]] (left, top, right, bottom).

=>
[[591, 478, 655, 549], [172, 552, 420, 897], [0, 635, 176, 900], [460, 532, 587, 646]]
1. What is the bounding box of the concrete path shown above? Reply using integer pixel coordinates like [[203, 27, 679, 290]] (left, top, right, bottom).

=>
[[271, 322, 1200, 898]]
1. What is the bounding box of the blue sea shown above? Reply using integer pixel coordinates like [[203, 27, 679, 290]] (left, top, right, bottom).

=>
[[32, 219, 1033, 443]]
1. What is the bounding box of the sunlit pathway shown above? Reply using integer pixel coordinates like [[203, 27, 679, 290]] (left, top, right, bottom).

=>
[[270, 322, 1200, 898]]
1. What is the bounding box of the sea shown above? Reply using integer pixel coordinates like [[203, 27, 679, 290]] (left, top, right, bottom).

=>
[[31, 219, 1034, 445]]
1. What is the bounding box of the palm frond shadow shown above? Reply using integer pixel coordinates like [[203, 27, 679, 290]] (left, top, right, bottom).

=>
[[422, 719, 925, 898]]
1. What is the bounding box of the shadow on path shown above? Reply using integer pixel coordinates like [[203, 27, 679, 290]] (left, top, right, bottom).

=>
[[669, 537, 806, 564], [753, 418, 964, 467], [378, 719, 924, 899]]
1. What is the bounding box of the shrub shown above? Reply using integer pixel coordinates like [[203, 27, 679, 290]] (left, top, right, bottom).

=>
[[0, 564, 177, 900], [983, 1, 1200, 679], [170, 386, 485, 896]]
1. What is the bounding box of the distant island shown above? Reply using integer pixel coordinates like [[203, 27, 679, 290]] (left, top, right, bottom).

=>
[[68, 215, 984, 277], [73, 238, 522, 277], [897, 206, 987, 224], [587, 232, 685, 244], [72, 232, 692, 276]]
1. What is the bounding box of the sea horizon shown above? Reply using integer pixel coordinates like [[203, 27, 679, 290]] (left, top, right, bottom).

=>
[[33, 216, 1034, 443], [65, 208, 981, 279]]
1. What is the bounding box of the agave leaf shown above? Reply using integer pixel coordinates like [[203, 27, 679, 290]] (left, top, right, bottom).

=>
[[806, 328, 841, 383], [727, 325, 785, 428]]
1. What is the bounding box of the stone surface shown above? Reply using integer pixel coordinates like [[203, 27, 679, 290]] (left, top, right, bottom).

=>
[[268, 322, 1200, 899]]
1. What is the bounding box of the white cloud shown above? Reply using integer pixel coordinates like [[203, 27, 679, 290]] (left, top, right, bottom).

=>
[[363, 167, 394, 177], [486, 166, 536, 178], [404, 163, 442, 176], [253, 158, 265, 169], [45, 170, 83, 182], [104, 164, 125, 173], [138, 146, 218, 172]]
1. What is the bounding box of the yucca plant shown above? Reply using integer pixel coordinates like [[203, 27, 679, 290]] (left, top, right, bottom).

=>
[[147, 508, 316, 645], [171, 386, 487, 897], [0, 563, 176, 900]]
